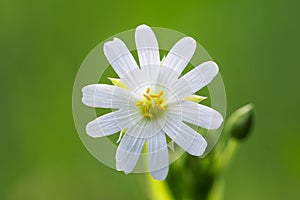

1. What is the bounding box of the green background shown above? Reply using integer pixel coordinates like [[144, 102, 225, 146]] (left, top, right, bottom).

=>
[[1, 0, 299, 199]]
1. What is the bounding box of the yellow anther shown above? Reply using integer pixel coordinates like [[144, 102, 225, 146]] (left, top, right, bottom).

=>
[[144, 104, 149, 113], [145, 113, 152, 118], [150, 94, 158, 98], [157, 90, 164, 98], [143, 94, 151, 101], [137, 89, 166, 117], [136, 100, 144, 106], [160, 105, 166, 112], [146, 87, 150, 93]]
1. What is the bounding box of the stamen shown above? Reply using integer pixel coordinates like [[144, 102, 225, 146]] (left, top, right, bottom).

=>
[[144, 104, 149, 113], [136, 100, 144, 106], [146, 87, 150, 93], [145, 113, 152, 118], [160, 105, 166, 112], [157, 90, 164, 98], [143, 94, 151, 101], [150, 94, 158, 98], [138, 88, 166, 117]]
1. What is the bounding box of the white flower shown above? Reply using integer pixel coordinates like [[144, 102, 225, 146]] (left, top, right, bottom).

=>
[[82, 24, 223, 180]]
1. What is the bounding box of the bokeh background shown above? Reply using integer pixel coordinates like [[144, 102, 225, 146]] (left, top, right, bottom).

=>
[[1, 0, 299, 199]]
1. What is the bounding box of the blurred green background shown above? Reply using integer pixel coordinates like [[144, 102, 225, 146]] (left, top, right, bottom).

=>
[[1, 0, 299, 199]]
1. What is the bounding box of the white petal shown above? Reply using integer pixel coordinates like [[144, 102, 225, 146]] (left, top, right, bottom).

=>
[[148, 132, 169, 180], [86, 109, 141, 138], [156, 66, 180, 89], [125, 117, 166, 139], [122, 65, 179, 91], [122, 65, 160, 90], [82, 84, 131, 109], [135, 24, 160, 67], [171, 61, 219, 99], [163, 119, 207, 156], [103, 38, 139, 78], [163, 37, 196, 75], [116, 132, 146, 174], [169, 101, 223, 129], [151, 166, 169, 181]]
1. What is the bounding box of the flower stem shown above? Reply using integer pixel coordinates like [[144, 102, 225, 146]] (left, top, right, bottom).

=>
[[147, 173, 174, 200]]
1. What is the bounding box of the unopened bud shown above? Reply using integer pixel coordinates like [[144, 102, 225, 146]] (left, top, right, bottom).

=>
[[226, 104, 254, 140]]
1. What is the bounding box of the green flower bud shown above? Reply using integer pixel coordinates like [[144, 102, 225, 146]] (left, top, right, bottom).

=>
[[226, 104, 254, 140]]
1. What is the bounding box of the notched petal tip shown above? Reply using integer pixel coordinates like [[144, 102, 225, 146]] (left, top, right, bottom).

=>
[[103, 40, 113, 49], [217, 112, 224, 125], [151, 167, 169, 180], [181, 36, 196, 46], [189, 135, 208, 157], [124, 170, 131, 175], [135, 24, 157, 46], [81, 84, 98, 93], [135, 23, 160, 66], [81, 97, 88, 106], [199, 139, 208, 156], [193, 61, 219, 87], [103, 37, 123, 52], [115, 162, 123, 172], [86, 121, 102, 138], [81, 85, 90, 93], [171, 36, 197, 55], [81, 85, 97, 106], [162, 36, 197, 74], [205, 61, 219, 74], [210, 110, 224, 130], [115, 160, 134, 175], [136, 24, 151, 30], [112, 37, 122, 43]]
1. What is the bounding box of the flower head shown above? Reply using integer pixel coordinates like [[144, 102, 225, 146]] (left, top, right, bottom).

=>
[[82, 24, 223, 180]]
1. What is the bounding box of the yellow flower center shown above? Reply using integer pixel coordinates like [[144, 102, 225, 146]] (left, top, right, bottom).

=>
[[136, 87, 166, 118]]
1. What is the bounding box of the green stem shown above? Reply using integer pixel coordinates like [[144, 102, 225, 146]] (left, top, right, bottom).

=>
[[147, 173, 174, 200], [221, 139, 239, 170]]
